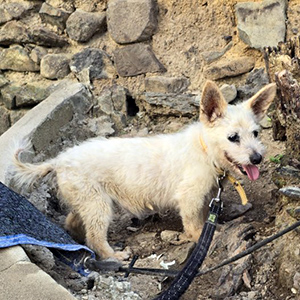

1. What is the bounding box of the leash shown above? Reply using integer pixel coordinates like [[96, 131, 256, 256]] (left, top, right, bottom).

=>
[[83, 173, 300, 298], [85, 218, 300, 279], [152, 174, 224, 300], [84, 175, 224, 299]]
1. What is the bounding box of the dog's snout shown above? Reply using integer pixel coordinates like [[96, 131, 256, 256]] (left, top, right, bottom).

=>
[[250, 152, 262, 165]]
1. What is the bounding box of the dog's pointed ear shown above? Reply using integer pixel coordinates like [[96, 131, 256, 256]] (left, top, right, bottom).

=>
[[244, 83, 277, 120], [200, 80, 227, 124]]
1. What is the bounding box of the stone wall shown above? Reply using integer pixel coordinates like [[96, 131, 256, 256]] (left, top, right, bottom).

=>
[[0, 0, 298, 136]]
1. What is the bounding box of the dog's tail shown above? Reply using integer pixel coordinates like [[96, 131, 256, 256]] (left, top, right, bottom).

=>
[[12, 141, 54, 188]]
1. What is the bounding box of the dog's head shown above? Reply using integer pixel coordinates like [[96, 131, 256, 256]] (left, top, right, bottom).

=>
[[200, 80, 276, 181]]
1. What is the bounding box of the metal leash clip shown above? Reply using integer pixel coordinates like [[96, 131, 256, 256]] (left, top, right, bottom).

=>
[[209, 174, 225, 209]]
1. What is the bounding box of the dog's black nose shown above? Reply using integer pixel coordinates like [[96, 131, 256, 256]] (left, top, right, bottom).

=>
[[250, 152, 262, 165]]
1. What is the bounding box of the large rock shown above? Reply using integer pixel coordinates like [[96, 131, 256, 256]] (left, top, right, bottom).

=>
[[39, 3, 70, 31], [114, 43, 166, 77], [66, 9, 106, 42], [0, 21, 31, 46], [0, 22, 68, 47], [236, 0, 287, 49], [107, 0, 157, 44], [30, 46, 48, 65], [220, 84, 237, 103], [237, 68, 270, 100], [95, 85, 128, 130], [0, 2, 33, 25], [70, 48, 115, 80], [145, 76, 190, 93], [141, 92, 197, 117], [204, 56, 255, 80], [30, 26, 69, 47], [1, 81, 55, 109], [41, 54, 71, 79], [0, 45, 39, 72]]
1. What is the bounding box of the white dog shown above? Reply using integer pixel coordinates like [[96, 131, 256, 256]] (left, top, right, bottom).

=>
[[12, 81, 276, 260]]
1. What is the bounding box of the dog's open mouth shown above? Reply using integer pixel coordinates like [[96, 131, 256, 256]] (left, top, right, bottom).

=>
[[225, 152, 260, 181]]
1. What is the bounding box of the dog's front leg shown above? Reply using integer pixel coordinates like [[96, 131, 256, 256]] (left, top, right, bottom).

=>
[[178, 198, 208, 242]]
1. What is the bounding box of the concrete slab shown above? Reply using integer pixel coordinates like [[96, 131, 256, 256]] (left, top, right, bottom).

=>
[[0, 246, 29, 272], [0, 80, 91, 184], [0, 259, 74, 300]]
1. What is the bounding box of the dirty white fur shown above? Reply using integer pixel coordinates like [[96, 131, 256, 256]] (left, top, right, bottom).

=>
[[12, 81, 276, 260]]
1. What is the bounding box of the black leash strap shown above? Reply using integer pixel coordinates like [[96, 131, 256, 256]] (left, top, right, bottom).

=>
[[84, 210, 300, 281], [197, 218, 300, 276], [154, 195, 223, 300]]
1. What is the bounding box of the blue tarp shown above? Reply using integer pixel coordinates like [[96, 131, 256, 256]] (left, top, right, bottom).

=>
[[0, 182, 95, 275]]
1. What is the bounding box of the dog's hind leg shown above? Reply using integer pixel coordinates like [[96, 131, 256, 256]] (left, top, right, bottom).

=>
[[58, 179, 130, 260], [65, 211, 86, 243], [81, 195, 131, 260]]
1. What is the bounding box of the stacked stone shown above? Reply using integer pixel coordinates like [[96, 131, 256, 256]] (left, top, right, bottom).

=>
[[0, 0, 289, 136]]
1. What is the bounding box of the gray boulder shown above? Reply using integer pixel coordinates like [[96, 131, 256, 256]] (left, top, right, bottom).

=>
[[16, 82, 55, 107], [30, 26, 69, 47], [66, 9, 106, 42], [0, 45, 39, 72], [39, 3, 70, 31], [237, 68, 270, 100], [107, 0, 157, 44], [1, 81, 54, 109], [41, 54, 71, 79], [0, 22, 68, 47], [204, 56, 255, 80], [141, 93, 197, 117], [114, 43, 166, 77], [70, 48, 115, 80], [0, 2, 33, 25], [145, 76, 190, 93], [0, 21, 31, 46], [220, 84, 237, 103], [236, 0, 287, 49]]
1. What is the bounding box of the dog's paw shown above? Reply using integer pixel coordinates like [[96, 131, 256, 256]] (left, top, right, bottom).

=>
[[113, 249, 131, 261]]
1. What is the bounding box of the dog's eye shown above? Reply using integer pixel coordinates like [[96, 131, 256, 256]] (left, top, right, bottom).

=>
[[228, 133, 240, 143], [253, 130, 259, 138]]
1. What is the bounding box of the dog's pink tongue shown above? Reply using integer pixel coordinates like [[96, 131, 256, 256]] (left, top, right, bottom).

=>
[[242, 165, 260, 181]]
